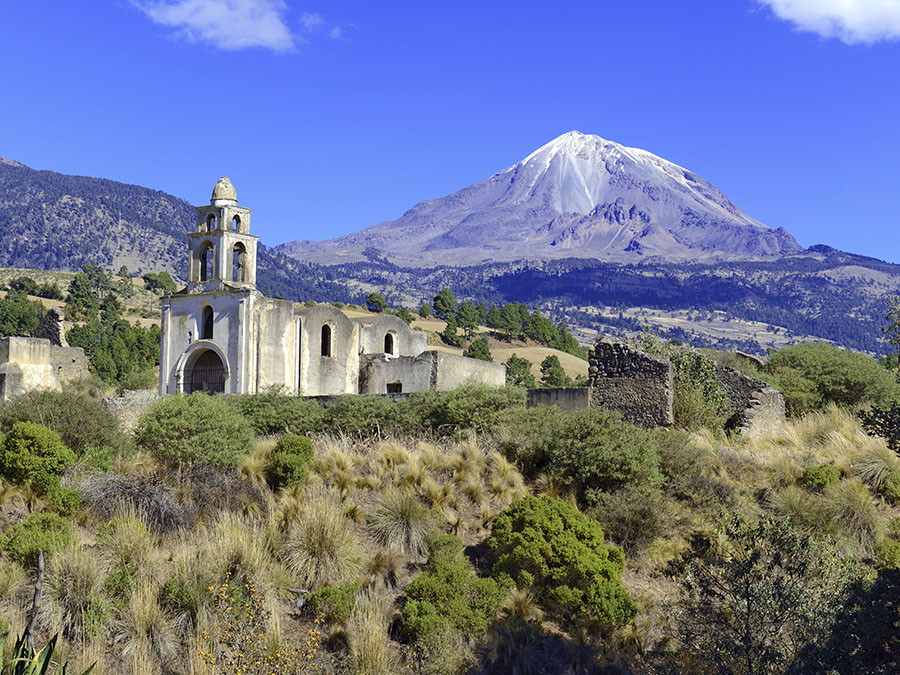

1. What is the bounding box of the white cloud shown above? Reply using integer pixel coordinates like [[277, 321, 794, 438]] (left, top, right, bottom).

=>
[[758, 0, 900, 44], [300, 11, 325, 32], [133, 0, 295, 51], [328, 26, 342, 40]]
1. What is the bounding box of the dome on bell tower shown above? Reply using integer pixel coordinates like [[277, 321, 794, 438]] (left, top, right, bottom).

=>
[[211, 177, 237, 205]]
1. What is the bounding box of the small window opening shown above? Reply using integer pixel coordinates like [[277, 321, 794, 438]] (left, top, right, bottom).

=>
[[384, 333, 395, 356], [232, 215, 240, 232], [321, 324, 332, 357], [232, 243, 246, 283], [201, 306, 213, 340], [386, 382, 402, 394], [206, 214, 216, 232], [200, 243, 214, 281]]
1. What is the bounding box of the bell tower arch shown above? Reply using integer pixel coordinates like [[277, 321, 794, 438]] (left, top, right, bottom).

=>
[[187, 177, 259, 292]]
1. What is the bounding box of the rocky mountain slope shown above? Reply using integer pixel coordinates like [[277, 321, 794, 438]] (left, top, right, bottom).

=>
[[276, 131, 802, 266]]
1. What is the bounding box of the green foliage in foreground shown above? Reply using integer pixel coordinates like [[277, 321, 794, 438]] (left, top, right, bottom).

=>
[[402, 534, 510, 640], [0, 389, 125, 456], [306, 579, 362, 625], [0, 422, 80, 515], [800, 463, 842, 492], [268, 434, 314, 489], [134, 393, 254, 471], [765, 342, 899, 416], [488, 496, 635, 632], [668, 515, 861, 675], [494, 407, 661, 505], [1, 513, 74, 565]]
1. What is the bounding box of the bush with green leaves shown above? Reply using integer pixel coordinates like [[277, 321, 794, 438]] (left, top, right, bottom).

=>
[[668, 515, 862, 674], [1, 513, 74, 565], [402, 534, 509, 640], [875, 538, 900, 569], [859, 401, 900, 453], [881, 471, 900, 505], [764, 342, 899, 416], [268, 434, 315, 489], [134, 393, 254, 471], [411, 384, 525, 435], [487, 496, 635, 632], [801, 463, 842, 492], [306, 579, 363, 624], [227, 391, 326, 436], [321, 394, 419, 438], [0, 422, 80, 515], [0, 389, 125, 457], [494, 407, 661, 505]]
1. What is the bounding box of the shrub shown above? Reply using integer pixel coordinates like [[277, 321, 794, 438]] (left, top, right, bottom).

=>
[[306, 579, 362, 624], [590, 487, 670, 556], [227, 392, 325, 436], [875, 538, 900, 568], [369, 490, 434, 557], [859, 401, 900, 452], [268, 433, 315, 489], [321, 394, 418, 438], [402, 533, 509, 640], [0, 421, 79, 514], [134, 393, 254, 471], [764, 343, 900, 416], [0, 389, 125, 455], [801, 463, 842, 492], [79, 473, 193, 534], [494, 407, 661, 506], [668, 515, 861, 674], [2, 512, 74, 565], [488, 496, 635, 632], [412, 384, 526, 435]]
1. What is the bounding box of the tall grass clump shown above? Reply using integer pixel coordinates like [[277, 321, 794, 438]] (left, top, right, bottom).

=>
[[345, 589, 396, 675], [44, 543, 109, 643], [369, 490, 434, 557], [115, 579, 177, 674], [282, 489, 363, 589]]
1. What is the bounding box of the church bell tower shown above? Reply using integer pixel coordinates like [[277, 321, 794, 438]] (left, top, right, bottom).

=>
[[187, 177, 258, 293]]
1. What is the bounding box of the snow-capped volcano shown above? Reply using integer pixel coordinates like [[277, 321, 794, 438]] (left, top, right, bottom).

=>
[[276, 131, 801, 265]]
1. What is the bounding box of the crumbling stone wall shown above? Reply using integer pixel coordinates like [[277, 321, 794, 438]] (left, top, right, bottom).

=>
[[589, 339, 674, 427], [715, 365, 785, 434], [0, 336, 89, 401], [34, 308, 69, 347], [103, 390, 161, 433]]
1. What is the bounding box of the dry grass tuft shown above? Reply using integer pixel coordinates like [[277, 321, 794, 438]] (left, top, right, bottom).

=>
[[115, 579, 177, 674], [369, 490, 434, 557], [346, 589, 396, 675], [282, 488, 363, 589], [44, 543, 108, 643]]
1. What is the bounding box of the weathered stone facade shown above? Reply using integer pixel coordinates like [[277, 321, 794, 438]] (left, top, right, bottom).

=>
[[159, 180, 504, 397], [0, 336, 89, 401], [588, 339, 674, 427]]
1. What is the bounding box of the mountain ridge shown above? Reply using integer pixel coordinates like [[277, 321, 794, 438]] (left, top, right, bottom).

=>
[[275, 131, 802, 266]]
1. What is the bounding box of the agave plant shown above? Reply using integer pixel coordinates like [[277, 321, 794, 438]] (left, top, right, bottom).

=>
[[0, 551, 95, 675]]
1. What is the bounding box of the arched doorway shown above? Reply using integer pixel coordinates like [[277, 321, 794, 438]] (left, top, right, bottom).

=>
[[186, 349, 225, 393]]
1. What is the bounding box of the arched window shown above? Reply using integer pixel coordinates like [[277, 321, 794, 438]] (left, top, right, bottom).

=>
[[201, 306, 213, 340], [200, 243, 214, 281], [232, 215, 241, 232], [206, 214, 216, 232], [384, 332, 395, 356], [321, 324, 332, 357], [232, 243, 246, 283]]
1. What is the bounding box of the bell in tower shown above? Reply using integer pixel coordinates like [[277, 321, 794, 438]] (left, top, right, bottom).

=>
[[186, 177, 259, 292]]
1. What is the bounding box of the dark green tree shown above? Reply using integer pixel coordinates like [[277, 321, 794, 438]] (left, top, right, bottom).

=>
[[486, 304, 503, 330], [462, 337, 492, 362], [418, 302, 432, 318], [884, 295, 900, 380], [455, 300, 480, 340], [432, 288, 456, 321], [540, 354, 571, 387], [504, 354, 535, 387], [366, 292, 387, 313], [65, 271, 100, 321], [440, 317, 464, 348], [0, 291, 45, 338]]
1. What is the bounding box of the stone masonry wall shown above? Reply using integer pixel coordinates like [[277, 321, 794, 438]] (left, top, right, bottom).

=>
[[715, 365, 786, 434], [589, 339, 674, 427]]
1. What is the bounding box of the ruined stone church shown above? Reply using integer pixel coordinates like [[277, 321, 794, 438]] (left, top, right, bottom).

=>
[[158, 178, 505, 396]]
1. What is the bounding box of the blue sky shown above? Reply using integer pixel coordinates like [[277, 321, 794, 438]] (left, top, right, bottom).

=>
[[2, 1, 899, 262]]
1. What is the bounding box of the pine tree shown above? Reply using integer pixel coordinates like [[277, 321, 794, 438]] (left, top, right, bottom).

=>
[[540, 354, 572, 387], [463, 337, 493, 362], [456, 301, 481, 340], [504, 354, 535, 387]]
